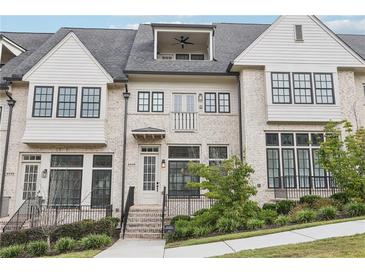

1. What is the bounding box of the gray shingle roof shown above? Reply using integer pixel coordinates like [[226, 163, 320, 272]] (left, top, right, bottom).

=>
[[125, 23, 270, 75], [338, 34, 365, 60], [1, 32, 53, 51]]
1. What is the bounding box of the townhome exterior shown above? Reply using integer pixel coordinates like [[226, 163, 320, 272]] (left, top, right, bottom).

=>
[[0, 16, 364, 236]]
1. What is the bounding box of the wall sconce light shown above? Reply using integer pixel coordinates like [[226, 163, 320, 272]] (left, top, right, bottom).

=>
[[198, 93, 203, 102], [41, 169, 48, 178], [161, 159, 166, 168]]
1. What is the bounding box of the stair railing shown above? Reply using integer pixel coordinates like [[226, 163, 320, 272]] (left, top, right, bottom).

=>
[[161, 186, 166, 238], [122, 186, 135, 238]]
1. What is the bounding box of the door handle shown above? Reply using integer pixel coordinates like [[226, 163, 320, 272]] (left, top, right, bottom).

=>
[[156, 182, 159, 192]]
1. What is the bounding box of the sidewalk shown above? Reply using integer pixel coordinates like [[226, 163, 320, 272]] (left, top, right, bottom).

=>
[[164, 219, 365, 258], [94, 219, 365, 258]]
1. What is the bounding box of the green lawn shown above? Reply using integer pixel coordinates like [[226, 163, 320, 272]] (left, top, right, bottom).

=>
[[42, 249, 102, 258], [217, 233, 365, 258], [165, 216, 365, 248]]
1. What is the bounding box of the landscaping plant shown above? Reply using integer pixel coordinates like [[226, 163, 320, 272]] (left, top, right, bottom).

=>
[[259, 209, 278, 225], [54, 237, 77, 253], [299, 195, 322, 207], [79, 234, 112, 250], [274, 215, 291, 226], [0, 245, 25, 258], [345, 202, 365, 217], [293, 209, 317, 223], [318, 206, 337, 220], [276, 200, 296, 215], [246, 218, 265, 230], [26, 240, 48, 257]]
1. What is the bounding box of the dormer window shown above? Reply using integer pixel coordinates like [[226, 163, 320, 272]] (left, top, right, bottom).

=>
[[294, 25, 303, 41], [153, 24, 214, 61]]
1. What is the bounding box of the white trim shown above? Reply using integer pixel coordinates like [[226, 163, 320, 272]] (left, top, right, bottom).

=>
[[0, 36, 26, 56], [23, 32, 113, 82]]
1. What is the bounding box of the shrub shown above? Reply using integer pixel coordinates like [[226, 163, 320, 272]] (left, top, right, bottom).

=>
[[94, 217, 120, 237], [246, 218, 265, 230], [299, 195, 322, 207], [51, 219, 96, 242], [274, 215, 290, 226], [193, 208, 209, 217], [79, 234, 112, 250], [312, 198, 338, 210], [262, 203, 277, 211], [293, 209, 317, 223], [0, 227, 45, 248], [193, 209, 221, 227], [192, 226, 213, 237], [170, 215, 191, 226], [259, 209, 278, 225], [276, 200, 296, 215], [216, 216, 241, 233], [0, 245, 25, 258], [345, 202, 365, 217], [317, 206, 337, 220], [54, 237, 77, 253], [26, 240, 48, 257], [173, 220, 194, 238], [330, 192, 350, 205]]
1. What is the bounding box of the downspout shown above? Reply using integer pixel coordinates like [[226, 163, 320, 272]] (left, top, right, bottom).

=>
[[0, 84, 16, 217], [237, 75, 243, 160], [120, 83, 130, 223]]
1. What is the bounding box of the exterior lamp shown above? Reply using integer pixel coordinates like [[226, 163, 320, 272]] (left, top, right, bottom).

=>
[[161, 159, 166, 168], [198, 93, 203, 102], [41, 169, 48, 178]]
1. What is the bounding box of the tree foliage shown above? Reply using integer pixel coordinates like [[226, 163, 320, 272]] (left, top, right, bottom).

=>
[[318, 121, 365, 201]]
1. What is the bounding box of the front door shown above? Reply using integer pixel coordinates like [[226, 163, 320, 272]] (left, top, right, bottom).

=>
[[140, 146, 161, 204], [20, 154, 42, 202]]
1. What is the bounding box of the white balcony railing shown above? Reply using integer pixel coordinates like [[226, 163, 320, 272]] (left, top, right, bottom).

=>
[[172, 112, 198, 131]]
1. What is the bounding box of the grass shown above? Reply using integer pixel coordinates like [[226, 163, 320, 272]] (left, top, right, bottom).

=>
[[165, 216, 365, 248], [42, 249, 102, 258], [217, 233, 365, 258]]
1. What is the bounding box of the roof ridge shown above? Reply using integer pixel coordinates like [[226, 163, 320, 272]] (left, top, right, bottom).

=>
[[214, 22, 271, 26], [0, 31, 54, 34], [61, 27, 136, 31]]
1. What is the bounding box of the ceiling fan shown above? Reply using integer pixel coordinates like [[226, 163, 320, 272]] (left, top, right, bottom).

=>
[[173, 36, 194, 49]]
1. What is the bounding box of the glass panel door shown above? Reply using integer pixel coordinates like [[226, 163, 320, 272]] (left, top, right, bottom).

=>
[[143, 156, 156, 191], [22, 164, 39, 200]]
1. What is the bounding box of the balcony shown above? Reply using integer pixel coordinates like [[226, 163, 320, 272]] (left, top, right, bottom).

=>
[[171, 112, 198, 131]]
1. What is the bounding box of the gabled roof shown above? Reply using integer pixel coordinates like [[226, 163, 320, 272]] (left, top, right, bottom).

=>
[[0, 32, 52, 51], [125, 23, 270, 75], [338, 34, 365, 60]]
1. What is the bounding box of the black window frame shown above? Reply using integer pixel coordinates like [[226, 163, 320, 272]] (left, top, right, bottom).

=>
[[168, 160, 200, 197], [266, 133, 279, 146], [292, 73, 313, 104], [191, 54, 205, 60], [0, 106, 2, 125], [151, 92, 164, 112], [204, 92, 217, 113], [297, 148, 311, 188], [271, 72, 292, 104], [175, 53, 190, 60], [56, 86, 78, 118], [80, 87, 101, 118], [32, 86, 54, 118], [218, 92, 230, 113], [314, 73, 335, 105], [266, 148, 281, 189], [91, 155, 112, 208], [281, 148, 297, 188], [137, 91, 150, 112]]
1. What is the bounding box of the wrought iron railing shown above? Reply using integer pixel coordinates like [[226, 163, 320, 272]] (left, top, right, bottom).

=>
[[172, 112, 198, 131], [272, 176, 339, 200], [122, 186, 135, 238], [166, 194, 215, 216], [161, 186, 166, 237]]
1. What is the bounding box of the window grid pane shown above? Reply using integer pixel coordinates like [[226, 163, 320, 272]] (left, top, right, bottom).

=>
[[143, 156, 156, 191], [267, 149, 280, 188], [152, 92, 164, 112], [218, 93, 230, 113], [138, 92, 150, 112], [168, 161, 200, 197], [91, 170, 111, 207], [204, 93, 216, 113], [33, 86, 54, 117], [282, 149, 296, 188], [271, 73, 291, 104], [81, 87, 101, 118], [314, 73, 335, 104], [22, 164, 38, 200], [57, 87, 77, 117], [297, 149, 311, 188], [293, 73, 313, 104]]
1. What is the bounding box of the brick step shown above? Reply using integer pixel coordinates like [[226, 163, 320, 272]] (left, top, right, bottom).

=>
[[129, 206, 162, 213], [128, 217, 162, 223], [126, 227, 162, 233], [128, 212, 162, 217], [127, 222, 162, 228], [124, 232, 162, 239]]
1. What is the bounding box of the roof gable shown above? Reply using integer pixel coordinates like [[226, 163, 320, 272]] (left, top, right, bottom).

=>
[[234, 15, 365, 67], [23, 32, 113, 83]]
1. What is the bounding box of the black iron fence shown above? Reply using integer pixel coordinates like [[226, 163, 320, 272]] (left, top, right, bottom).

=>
[[166, 194, 215, 216], [273, 176, 340, 200]]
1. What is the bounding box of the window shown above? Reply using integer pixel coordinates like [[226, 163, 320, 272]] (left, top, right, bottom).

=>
[[209, 146, 228, 165], [218, 93, 230, 113], [137, 92, 150, 112], [271, 72, 291, 104], [141, 146, 159, 153], [32, 86, 54, 117], [21, 154, 41, 200], [191, 54, 204, 60], [57, 87, 77, 118], [91, 155, 112, 208], [81, 87, 101, 118], [48, 155, 83, 207], [293, 73, 313, 104], [176, 54, 189, 60], [265, 133, 331, 190], [295, 25, 303, 41], [314, 73, 335, 104], [168, 146, 200, 159], [152, 92, 164, 112], [204, 93, 216, 113], [158, 54, 174, 60]]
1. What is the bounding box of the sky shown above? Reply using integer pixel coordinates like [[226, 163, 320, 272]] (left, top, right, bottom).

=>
[[1, 16, 365, 34]]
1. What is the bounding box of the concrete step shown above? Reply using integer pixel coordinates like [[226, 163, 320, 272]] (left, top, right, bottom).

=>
[[124, 232, 162, 239]]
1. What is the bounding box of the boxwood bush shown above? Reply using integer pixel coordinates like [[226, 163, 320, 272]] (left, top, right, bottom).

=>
[[330, 192, 350, 205], [276, 200, 296, 215]]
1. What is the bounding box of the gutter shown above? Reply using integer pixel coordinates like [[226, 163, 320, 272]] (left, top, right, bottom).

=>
[[120, 82, 130, 223], [237, 75, 243, 161], [0, 82, 16, 217], [124, 70, 239, 77]]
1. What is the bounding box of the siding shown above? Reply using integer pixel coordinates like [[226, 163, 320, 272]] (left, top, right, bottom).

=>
[[235, 16, 364, 66]]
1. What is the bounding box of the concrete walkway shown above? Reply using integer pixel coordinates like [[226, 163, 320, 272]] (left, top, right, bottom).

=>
[[94, 220, 365, 258], [164, 219, 365, 258]]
